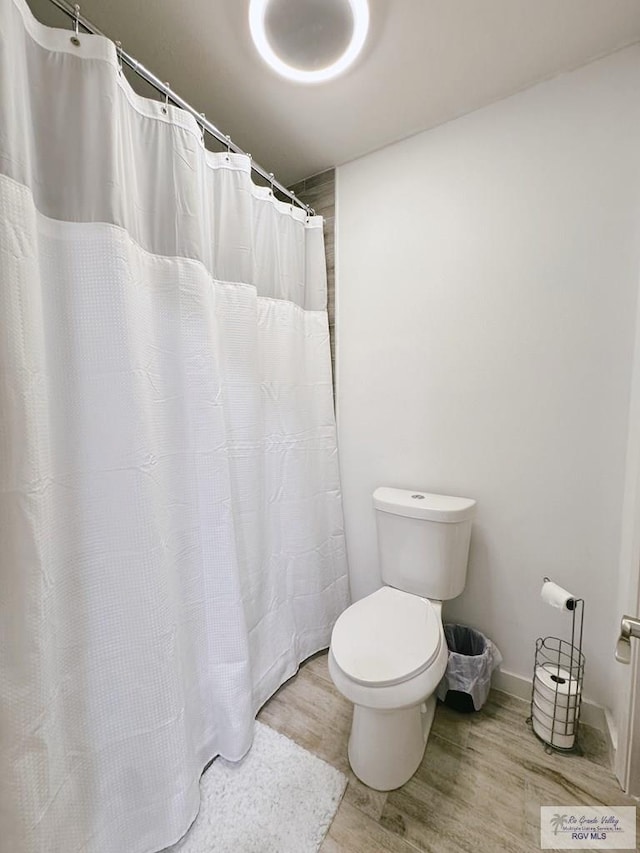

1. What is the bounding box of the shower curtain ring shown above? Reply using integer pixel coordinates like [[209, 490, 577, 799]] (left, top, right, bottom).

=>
[[115, 41, 123, 74], [161, 84, 170, 115], [199, 113, 206, 144], [269, 173, 275, 196], [225, 134, 231, 161], [70, 4, 81, 46]]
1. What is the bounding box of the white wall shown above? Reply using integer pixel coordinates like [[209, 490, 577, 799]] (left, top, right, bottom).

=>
[[336, 46, 640, 710]]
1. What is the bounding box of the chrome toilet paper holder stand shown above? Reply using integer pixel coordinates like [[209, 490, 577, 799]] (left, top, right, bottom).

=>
[[527, 577, 585, 754]]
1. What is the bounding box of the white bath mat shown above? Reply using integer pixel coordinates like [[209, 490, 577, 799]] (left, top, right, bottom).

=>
[[167, 722, 346, 853]]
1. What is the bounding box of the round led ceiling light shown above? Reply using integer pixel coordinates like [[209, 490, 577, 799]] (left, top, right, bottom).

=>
[[249, 0, 370, 84]]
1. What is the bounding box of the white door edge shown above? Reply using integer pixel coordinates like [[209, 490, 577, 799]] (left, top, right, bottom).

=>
[[614, 267, 640, 795]]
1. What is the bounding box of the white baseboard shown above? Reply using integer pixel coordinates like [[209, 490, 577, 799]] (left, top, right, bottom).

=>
[[604, 705, 618, 754], [492, 667, 607, 733]]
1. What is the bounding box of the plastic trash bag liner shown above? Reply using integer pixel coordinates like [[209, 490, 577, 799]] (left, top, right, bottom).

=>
[[436, 624, 503, 711]]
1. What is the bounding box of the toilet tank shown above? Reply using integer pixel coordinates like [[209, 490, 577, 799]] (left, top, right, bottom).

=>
[[373, 487, 476, 600]]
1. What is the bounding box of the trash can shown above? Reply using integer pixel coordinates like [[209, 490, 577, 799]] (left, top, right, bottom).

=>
[[436, 624, 502, 712]]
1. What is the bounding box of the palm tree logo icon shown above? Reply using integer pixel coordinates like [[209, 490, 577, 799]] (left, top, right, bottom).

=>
[[550, 814, 568, 835]]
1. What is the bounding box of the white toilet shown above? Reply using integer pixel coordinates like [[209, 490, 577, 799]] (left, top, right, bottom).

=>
[[328, 486, 476, 791]]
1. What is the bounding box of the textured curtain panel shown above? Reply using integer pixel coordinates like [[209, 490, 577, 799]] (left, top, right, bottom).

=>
[[0, 1, 349, 851]]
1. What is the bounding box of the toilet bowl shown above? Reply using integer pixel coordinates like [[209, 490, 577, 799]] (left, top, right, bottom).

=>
[[328, 586, 448, 791], [328, 487, 475, 791]]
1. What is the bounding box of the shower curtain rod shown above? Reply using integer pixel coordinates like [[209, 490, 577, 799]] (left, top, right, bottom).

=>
[[44, 0, 314, 215]]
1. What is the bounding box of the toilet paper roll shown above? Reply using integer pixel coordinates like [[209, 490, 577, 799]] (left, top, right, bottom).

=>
[[533, 691, 578, 721], [532, 707, 577, 750], [532, 663, 580, 749], [534, 664, 581, 701], [541, 580, 576, 611]]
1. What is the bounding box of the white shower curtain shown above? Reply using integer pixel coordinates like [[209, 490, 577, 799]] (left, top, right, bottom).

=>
[[0, 1, 349, 851]]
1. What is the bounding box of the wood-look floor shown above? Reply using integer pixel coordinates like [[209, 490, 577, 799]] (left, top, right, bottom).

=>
[[258, 652, 638, 852]]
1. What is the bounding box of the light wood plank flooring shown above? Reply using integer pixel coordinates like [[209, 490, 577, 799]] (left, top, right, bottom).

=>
[[258, 652, 638, 852]]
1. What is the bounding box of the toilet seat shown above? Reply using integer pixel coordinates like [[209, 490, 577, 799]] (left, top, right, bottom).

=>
[[330, 586, 442, 687]]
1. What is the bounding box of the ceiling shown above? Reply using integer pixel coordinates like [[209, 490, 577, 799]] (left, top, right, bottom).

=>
[[26, 0, 640, 186]]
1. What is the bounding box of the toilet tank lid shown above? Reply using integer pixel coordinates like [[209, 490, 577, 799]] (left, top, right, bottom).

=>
[[373, 487, 476, 522]]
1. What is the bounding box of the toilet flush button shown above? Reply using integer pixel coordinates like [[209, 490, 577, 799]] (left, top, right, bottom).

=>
[[411, 494, 424, 499]]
